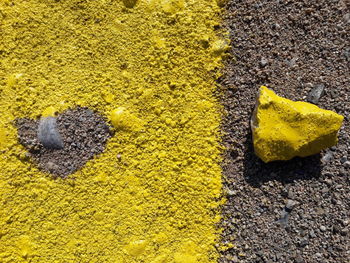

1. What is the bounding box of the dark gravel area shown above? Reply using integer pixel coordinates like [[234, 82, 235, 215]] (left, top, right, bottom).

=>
[[219, 0, 350, 262], [16, 107, 112, 178]]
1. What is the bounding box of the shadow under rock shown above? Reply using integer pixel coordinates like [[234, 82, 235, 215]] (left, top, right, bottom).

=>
[[243, 130, 322, 188]]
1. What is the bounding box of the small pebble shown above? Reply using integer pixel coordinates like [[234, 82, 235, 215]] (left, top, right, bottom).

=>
[[260, 57, 268, 67], [288, 188, 295, 199], [299, 238, 309, 247], [343, 161, 350, 168], [344, 13, 350, 23], [307, 84, 325, 104], [38, 117, 64, 149], [46, 161, 59, 172], [285, 199, 297, 210], [304, 82, 313, 89], [309, 230, 316, 238], [340, 228, 348, 236], [340, 156, 347, 164], [344, 47, 350, 61], [295, 255, 304, 263], [278, 210, 289, 226], [321, 187, 328, 194], [321, 151, 333, 164], [320, 226, 327, 232], [227, 189, 236, 196], [324, 178, 332, 186], [330, 89, 338, 99]]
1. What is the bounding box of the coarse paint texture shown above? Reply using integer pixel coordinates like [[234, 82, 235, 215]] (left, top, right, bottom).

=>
[[0, 0, 227, 262]]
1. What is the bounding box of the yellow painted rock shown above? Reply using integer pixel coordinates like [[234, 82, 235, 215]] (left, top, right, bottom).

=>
[[251, 86, 344, 163]]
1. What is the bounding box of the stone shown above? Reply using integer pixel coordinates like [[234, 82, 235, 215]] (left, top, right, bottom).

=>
[[285, 199, 297, 210], [340, 156, 347, 163], [309, 230, 316, 238], [37, 117, 64, 149], [343, 161, 350, 168], [344, 47, 350, 61], [278, 210, 289, 226], [295, 255, 304, 263], [307, 84, 325, 104], [251, 86, 344, 163], [321, 151, 333, 164], [299, 238, 309, 247], [260, 57, 268, 67], [46, 161, 59, 172], [340, 228, 348, 236]]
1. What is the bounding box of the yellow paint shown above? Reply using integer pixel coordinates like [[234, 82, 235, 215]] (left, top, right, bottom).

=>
[[0, 125, 8, 150], [161, 0, 185, 14], [110, 107, 143, 131], [16, 235, 34, 259], [173, 240, 199, 263], [252, 86, 344, 162], [42, 106, 57, 117], [125, 240, 148, 256], [211, 38, 230, 57], [0, 0, 226, 262]]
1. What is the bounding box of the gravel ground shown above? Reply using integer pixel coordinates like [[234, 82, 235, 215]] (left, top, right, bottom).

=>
[[16, 107, 112, 178], [219, 0, 350, 262]]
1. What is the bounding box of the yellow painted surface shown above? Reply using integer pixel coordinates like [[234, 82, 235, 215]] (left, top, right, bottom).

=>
[[252, 86, 344, 163], [41, 106, 57, 117], [0, 0, 226, 262]]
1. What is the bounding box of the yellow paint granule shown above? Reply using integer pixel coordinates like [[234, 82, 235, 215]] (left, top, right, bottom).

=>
[[0, 0, 227, 262]]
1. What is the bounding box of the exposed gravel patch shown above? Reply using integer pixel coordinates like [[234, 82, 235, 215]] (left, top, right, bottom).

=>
[[219, 0, 350, 262], [16, 107, 112, 178]]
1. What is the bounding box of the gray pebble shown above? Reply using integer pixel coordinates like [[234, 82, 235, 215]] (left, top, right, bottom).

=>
[[340, 228, 348, 236], [304, 82, 313, 89], [344, 13, 350, 23], [260, 57, 268, 67], [227, 189, 236, 196], [321, 187, 329, 194], [46, 161, 59, 172], [309, 230, 316, 238], [340, 156, 347, 164], [287, 57, 297, 67], [295, 255, 304, 263], [307, 84, 325, 104], [343, 161, 350, 168], [37, 117, 64, 149], [278, 210, 289, 226], [321, 151, 333, 164], [288, 188, 295, 199], [320, 225, 327, 232], [299, 238, 309, 247], [330, 89, 338, 99], [344, 47, 350, 61], [324, 178, 332, 186], [286, 199, 297, 210]]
